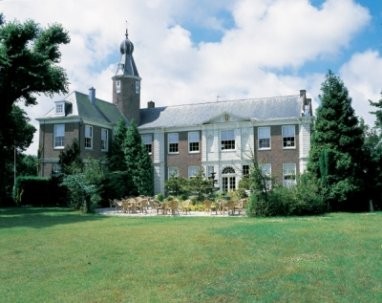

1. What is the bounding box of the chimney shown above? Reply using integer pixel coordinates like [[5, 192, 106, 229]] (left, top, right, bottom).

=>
[[299, 89, 306, 99], [89, 87, 96, 105], [147, 100, 155, 108]]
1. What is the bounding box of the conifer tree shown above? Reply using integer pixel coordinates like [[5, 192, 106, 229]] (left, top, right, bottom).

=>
[[124, 121, 154, 196], [108, 119, 127, 171], [308, 71, 366, 211]]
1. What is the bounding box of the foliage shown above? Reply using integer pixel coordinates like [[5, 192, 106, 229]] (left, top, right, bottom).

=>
[[246, 155, 325, 217], [365, 95, 382, 210], [0, 105, 36, 203], [135, 144, 154, 196], [123, 121, 154, 196], [108, 119, 128, 171], [165, 169, 212, 201], [308, 71, 367, 211], [62, 159, 104, 213], [187, 169, 212, 200], [13, 176, 66, 206], [101, 171, 132, 204], [165, 176, 188, 196], [17, 154, 38, 177], [0, 16, 69, 205], [58, 139, 83, 174]]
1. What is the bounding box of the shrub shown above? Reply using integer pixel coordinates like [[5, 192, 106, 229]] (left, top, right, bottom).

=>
[[101, 171, 132, 205], [14, 176, 67, 207], [247, 174, 326, 217]]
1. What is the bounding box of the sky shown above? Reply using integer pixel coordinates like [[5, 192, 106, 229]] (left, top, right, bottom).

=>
[[1, 0, 382, 155]]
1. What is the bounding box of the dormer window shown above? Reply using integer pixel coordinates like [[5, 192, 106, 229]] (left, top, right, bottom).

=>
[[55, 102, 65, 116]]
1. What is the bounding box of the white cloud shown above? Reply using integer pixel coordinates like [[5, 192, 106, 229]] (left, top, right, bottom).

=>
[[340, 50, 382, 125], [1, 0, 372, 154]]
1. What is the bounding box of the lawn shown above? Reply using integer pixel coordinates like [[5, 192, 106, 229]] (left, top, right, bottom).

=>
[[0, 208, 381, 303]]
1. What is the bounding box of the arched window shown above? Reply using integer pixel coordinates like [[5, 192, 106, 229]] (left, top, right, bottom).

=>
[[222, 167, 235, 174]]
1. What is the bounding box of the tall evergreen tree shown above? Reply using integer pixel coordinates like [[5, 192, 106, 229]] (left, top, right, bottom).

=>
[[108, 119, 128, 171], [124, 121, 154, 196], [365, 94, 382, 209], [136, 144, 154, 196], [308, 71, 366, 211]]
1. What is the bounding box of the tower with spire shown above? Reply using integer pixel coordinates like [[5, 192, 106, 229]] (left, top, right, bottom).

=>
[[112, 28, 141, 124]]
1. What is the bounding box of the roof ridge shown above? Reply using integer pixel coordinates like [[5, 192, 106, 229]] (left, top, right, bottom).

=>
[[144, 94, 299, 110]]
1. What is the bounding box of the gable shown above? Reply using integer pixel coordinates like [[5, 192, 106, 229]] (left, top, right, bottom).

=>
[[203, 112, 250, 124]]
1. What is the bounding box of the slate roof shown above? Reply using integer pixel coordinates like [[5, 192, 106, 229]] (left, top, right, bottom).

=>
[[139, 95, 302, 129], [38, 91, 124, 126]]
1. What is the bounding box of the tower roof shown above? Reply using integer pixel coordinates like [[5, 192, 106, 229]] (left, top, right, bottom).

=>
[[115, 28, 139, 77]]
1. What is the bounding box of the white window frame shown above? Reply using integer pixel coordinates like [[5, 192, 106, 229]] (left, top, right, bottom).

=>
[[84, 125, 93, 149], [282, 125, 296, 149], [101, 128, 109, 152], [168, 133, 179, 154], [283, 163, 296, 188], [53, 124, 65, 149], [55, 103, 64, 116], [258, 126, 271, 150], [188, 166, 200, 178], [221, 130, 235, 151], [168, 167, 179, 178], [188, 131, 200, 153], [142, 134, 152, 154]]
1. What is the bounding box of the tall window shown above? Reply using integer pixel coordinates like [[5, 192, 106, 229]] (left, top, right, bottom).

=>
[[242, 165, 250, 176], [168, 133, 179, 153], [260, 163, 272, 190], [258, 127, 271, 149], [53, 124, 65, 148], [135, 81, 140, 94], [282, 125, 296, 148], [188, 131, 200, 153], [188, 166, 200, 178], [168, 167, 179, 178], [84, 125, 93, 149], [283, 163, 296, 188], [142, 134, 152, 154], [101, 128, 109, 151], [115, 80, 121, 94], [221, 130, 235, 150]]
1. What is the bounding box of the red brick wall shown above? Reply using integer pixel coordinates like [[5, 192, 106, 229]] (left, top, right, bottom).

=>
[[166, 131, 202, 178], [255, 125, 299, 184]]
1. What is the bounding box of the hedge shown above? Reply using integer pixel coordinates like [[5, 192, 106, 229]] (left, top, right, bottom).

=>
[[14, 176, 67, 207]]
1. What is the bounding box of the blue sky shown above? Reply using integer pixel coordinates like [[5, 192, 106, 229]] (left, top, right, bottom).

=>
[[1, 0, 382, 154]]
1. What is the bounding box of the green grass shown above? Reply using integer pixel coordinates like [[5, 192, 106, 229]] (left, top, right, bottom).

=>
[[0, 208, 381, 303]]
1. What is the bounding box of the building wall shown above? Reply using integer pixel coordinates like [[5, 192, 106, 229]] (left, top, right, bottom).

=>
[[255, 124, 300, 184], [39, 121, 111, 176], [166, 131, 202, 178]]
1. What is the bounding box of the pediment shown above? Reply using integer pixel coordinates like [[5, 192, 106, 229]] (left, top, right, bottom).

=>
[[203, 112, 249, 124]]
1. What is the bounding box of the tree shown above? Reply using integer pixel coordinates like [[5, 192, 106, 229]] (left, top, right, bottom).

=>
[[58, 139, 83, 175], [136, 144, 154, 196], [308, 71, 366, 211], [123, 121, 154, 196], [62, 159, 104, 213], [108, 119, 128, 171], [2, 105, 36, 203], [0, 17, 69, 204], [365, 94, 382, 210]]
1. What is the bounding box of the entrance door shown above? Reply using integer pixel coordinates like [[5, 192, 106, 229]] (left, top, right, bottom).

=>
[[222, 167, 236, 192]]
